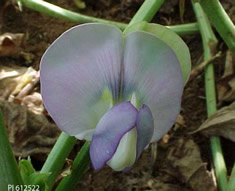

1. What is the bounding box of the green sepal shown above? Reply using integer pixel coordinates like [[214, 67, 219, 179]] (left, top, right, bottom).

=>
[[124, 21, 191, 85]]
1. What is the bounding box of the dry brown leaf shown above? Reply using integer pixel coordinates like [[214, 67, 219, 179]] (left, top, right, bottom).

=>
[[0, 65, 36, 100], [0, 33, 25, 57], [10, 67, 36, 97], [189, 166, 216, 191], [174, 114, 186, 130], [194, 101, 235, 142], [16, 71, 40, 99], [167, 138, 216, 191], [0, 65, 57, 159], [146, 181, 190, 191], [223, 50, 234, 78], [0, 99, 59, 158], [167, 138, 205, 182], [21, 92, 44, 115], [0, 65, 27, 80], [217, 50, 235, 103], [219, 78, 235, 102], [0, 65, 28, 99]]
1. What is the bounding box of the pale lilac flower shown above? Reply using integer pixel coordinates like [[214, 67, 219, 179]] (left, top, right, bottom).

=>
[[40, 23, 185, 171]]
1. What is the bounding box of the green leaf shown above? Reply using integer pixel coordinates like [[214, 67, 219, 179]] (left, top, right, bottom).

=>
[[124, 22, 191, 85], [19, 158, 50, 190], [0, 111, 23, 189], [19, 158, 35, 184]]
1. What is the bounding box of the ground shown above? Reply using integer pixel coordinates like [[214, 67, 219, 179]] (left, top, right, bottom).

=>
[[0, 0, 235, 190]]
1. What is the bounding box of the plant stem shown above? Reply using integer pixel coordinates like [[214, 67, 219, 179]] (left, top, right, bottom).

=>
[[200, 0, 235, 54], [210, 137, 228, 191], [167, 23, 199, 36], [55, 142, 90, 191], [17, 0, 126, 30], [227, 163, 235, 191], [128, 0, 165, 26], [192, 2, 228, 191], [16, 0, 199, 35], [0, 110, 23, 189], [40, 133, 76, 190]]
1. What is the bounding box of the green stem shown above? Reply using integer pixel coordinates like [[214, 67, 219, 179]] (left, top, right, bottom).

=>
[[40, 133, 76, 190], [227, 163, 235, 191], [56, 0, 164, 190], [16, 0, 199, 35], [0, 110, 23, 189], [55, 142, 90, 191], [200, 0, 235, 54], [167, 23, 199, 36], [128, 0, 165, 26], [17, 0, 126, 30], [210, 137, 228, 191], [192, 2, 228, 191]]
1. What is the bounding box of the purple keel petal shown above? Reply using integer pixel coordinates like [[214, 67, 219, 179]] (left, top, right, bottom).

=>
[[123, 31, 184, 142], [40, 23, 123, 139], [90, 102, 138, 170], [136, 104, 154, 159]]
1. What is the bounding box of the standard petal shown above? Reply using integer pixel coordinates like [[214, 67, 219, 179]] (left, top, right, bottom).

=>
[[90, 102, 138, 170], [123, 31, 184, 142], [136, 104, 154, 159], [40, 23, 123, 140], [124, 22, 191, 84]]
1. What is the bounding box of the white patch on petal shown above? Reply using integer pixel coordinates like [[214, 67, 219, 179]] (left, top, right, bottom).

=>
[[130, 93, 137, 107], [75, 129, 95, 141], [107, 127, 137, 171]]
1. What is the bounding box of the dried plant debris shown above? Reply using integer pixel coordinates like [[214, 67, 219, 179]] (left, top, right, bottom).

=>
[[189, 166, 217, 191], [84, 138, 215, 191], [217, 50, 235, 103], [194, 101, 235, 143], [166, 138, 216, 191], [174, 114, 186, 130], [0, 65, 37, 100], [21, 92, 44, 115], [0, 33, 25, 57], [144, 181, 190, 191], [10, 67, 36, 97], [0, 99, 59, 158], [0, 65, 28, 99], [16, 71, 40, 100], [189, 51, 221, 82], [73, 0, 86, 9], [78, 150, 191, 191]]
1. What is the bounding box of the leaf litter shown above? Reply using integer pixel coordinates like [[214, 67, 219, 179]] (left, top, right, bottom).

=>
[[194, 101, 235, 143], [217, 50, 235, 103], [0, 65, 59, 159]]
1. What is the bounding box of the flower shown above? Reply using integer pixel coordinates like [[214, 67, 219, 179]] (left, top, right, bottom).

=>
[[40, 23, 187, 171]]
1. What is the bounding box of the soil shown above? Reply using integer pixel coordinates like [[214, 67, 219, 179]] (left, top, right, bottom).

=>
[[0, 0, 235, 191]]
